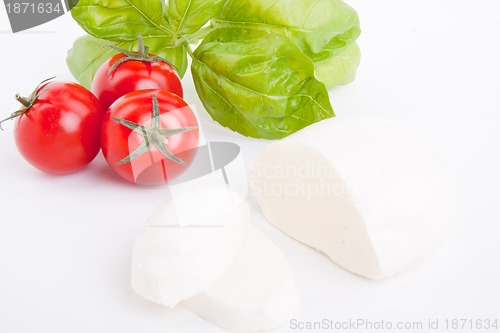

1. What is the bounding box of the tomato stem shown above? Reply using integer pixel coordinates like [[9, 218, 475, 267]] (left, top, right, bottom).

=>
[[137, 35, 146, 58], [15, 94, 31, 108]]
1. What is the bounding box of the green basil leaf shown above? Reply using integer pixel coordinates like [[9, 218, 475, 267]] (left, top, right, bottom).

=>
[[67, 35, 188, 89], [192, 27, 334, 140], [214, 0, 360, 54], [71, 0, 172, 41], [168, 0, 226, 44], [313, 42, 361, 89], [308, 17, 361, 59]]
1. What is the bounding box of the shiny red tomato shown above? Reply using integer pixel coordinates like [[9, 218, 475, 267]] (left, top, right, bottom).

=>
[[100, 89, 199, 185], [1, 79, 103, 174], [92, 37, 183, 111]]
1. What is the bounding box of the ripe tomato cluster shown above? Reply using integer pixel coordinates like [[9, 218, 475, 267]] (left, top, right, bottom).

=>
[[1, 37, 199, 185]]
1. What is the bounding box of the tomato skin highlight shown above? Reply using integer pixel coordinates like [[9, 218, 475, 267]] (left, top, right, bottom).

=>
[[14, 81, 103, 175], [101, 89, 199, 185], [92, 53, 183, 111]]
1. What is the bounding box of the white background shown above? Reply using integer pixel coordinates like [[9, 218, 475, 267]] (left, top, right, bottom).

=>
[[1, 1, 499, 332]]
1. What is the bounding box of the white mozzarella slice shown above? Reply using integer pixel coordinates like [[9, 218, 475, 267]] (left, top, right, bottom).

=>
[[131, 185, 249, 307], [250, 116, 453, 279], [184, 225, 299, 333]]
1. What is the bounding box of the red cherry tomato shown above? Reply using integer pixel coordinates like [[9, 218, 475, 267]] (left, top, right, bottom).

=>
[[1, 79, 103, 175], [91, 37, 183, 111], [100, 89, 199, 185]]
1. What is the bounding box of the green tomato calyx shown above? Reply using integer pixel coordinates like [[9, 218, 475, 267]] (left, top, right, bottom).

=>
[[107, 36, 177, 76], [0, 77, 54, 130], [112, 94, 197, 166]]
